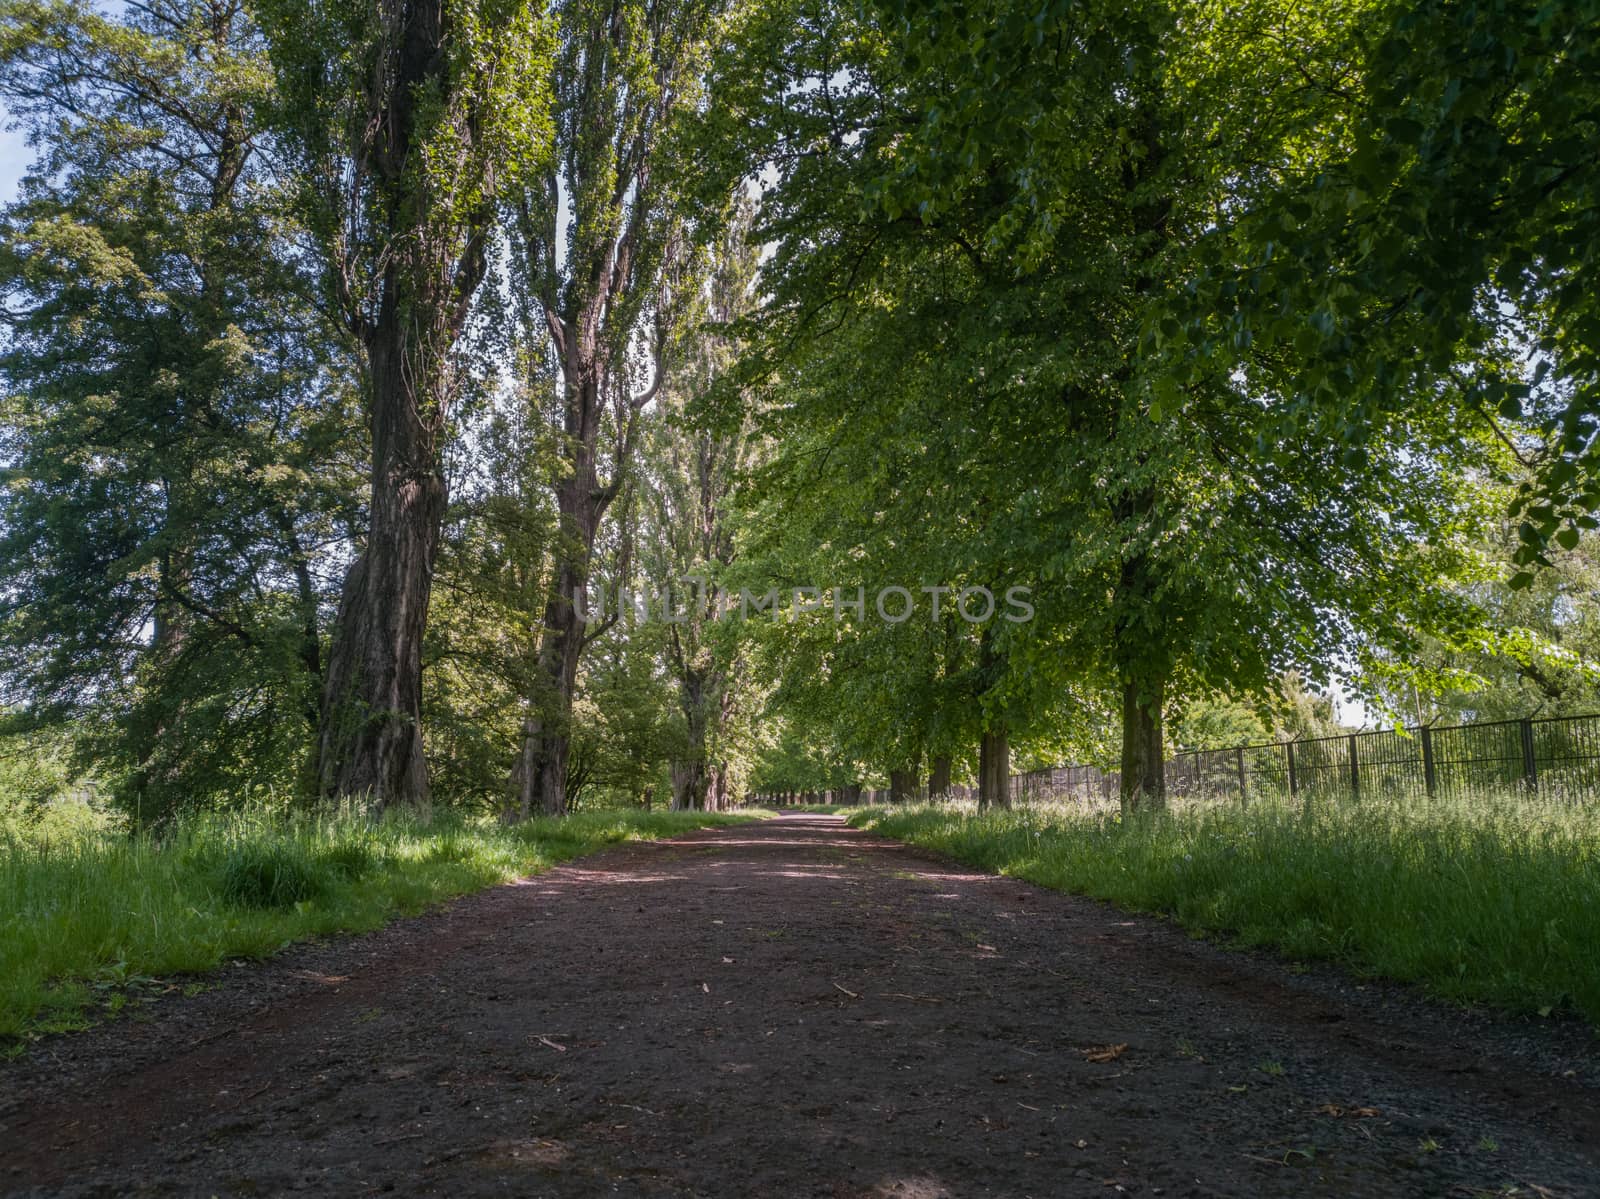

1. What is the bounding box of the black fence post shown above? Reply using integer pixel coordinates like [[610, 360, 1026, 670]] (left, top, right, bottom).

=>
[[1348, 733, 1360, 799], [1520, 718, 1538, 791], [1285, 741, 1298, 797], [1235, 746, 1248, 804], [1421, 724, 1437, 798]]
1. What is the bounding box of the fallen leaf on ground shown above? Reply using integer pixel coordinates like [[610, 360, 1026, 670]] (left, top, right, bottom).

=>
[[1082, 1043, 1129, 1063]]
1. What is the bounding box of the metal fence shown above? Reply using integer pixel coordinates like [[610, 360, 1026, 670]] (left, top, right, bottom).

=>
[[1161, 712, 1600, 803], [1008, 764, 1120, 805], [754, 712, 1600, 806]]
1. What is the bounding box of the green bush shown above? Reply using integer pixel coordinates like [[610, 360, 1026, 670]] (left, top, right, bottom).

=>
[[319, 838, 378, 880], [216, 842, 325, 908]]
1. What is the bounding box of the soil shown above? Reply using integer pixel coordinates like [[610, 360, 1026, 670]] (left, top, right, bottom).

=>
[[2, 812, 1597, 1198]]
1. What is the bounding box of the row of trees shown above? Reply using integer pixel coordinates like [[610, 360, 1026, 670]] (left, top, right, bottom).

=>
[[0, 0, 755, 818], [715, 0, 1600, 806], [1, 0, 1596, 819]]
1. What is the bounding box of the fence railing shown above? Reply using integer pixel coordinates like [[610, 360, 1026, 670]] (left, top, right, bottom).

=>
[[752, 712, 1600, 807], [1157, 712, 1600, 804]]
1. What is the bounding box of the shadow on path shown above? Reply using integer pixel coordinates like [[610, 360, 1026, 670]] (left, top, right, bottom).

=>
[[2, 812, 1596, 1197]]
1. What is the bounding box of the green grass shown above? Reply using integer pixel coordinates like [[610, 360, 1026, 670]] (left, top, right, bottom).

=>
[[846, 794, 1600, 1024], [0, 801, 761, 1043]]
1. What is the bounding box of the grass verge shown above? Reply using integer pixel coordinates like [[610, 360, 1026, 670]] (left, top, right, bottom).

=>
[[846, 796, 1600, 1024], [1, 804, 761, 1044]]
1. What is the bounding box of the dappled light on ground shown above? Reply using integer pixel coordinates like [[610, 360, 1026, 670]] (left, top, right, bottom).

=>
[[2, 813, 1594, 1198]]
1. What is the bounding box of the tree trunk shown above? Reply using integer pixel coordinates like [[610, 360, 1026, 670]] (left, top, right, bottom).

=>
[[505, 0, 710, 821], [888, 766, 918, 804], [1119, 675, 1166, 812], [928, 754, 953, 799], [667, 670, 711, 811], [978, 725, 1010, 808], [670, 760, 708, 810], [311, 0, 493, 807], [317, 319, 450, 806], [512, 453, 609, 818], [670, 759, 707, 810]]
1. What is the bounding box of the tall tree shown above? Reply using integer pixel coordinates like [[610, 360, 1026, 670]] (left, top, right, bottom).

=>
[[0, 0, 361, 816], [706, 0, 1509, 810], [263, 0, 555, 804], [505, 0, 717, 817], [637, 201, 759, 811]]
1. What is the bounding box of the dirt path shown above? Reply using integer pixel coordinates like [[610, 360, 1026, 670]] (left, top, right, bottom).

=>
[[2, 813, 1596, 1197]]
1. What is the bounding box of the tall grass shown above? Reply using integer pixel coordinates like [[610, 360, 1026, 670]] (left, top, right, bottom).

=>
[[847, 793, 1600, 1023], [0, 802, 758, 1042]]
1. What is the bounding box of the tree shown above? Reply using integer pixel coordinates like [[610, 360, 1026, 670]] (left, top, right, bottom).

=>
[[1369, 502, 1600, 723], [1170, 673, 1348, 751], [262, 0, 555, 805], [705, 0, 1510, 811], [634, 201, 760, 811], [0, 0, 362, 817], [421, 382, 560, 809], [1179, 0, 1600, 563], [504, 0, 718, 817]]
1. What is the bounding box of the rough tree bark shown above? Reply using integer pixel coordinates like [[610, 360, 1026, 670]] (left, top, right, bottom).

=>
[[318, 324, 454, 802], [1119, 674, 1166, 812], [928, 754, 953, 799], [978, 725, 1010, 809], [666, 653, 716, 811], [669, 670, 711, 811], [310, 0, 511, 805], [511, 459, 613, 816], [889, 749, 923, 804]]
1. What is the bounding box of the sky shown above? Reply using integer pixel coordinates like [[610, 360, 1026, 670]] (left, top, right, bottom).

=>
[[0, 109, 26, 203]]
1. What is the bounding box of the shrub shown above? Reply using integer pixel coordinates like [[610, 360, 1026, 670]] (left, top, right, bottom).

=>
[[320, 838, 378, 880], [216, 842, 325, 908]]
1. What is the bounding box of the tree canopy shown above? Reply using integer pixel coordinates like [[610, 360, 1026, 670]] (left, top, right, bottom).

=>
[[1, 0, 1594, 816]]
